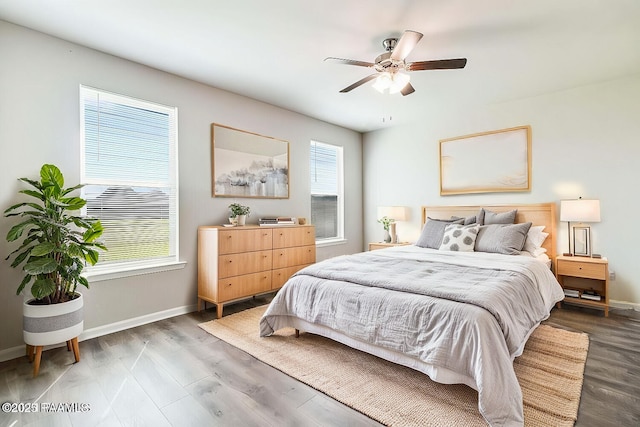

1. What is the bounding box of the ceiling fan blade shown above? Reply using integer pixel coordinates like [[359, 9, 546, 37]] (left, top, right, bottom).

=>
[[400, 83, 415, 96], [406, 58, 467, 71], [339, 74, 378, 93], [324, 57, 375, 68], [390, 30, 423, 61]]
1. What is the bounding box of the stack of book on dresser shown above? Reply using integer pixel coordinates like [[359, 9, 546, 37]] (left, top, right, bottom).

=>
[[259, 217, 296, 226]]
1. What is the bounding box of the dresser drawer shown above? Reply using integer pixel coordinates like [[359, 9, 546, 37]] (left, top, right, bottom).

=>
[[218, 272, 272, 301], [219, 229, 272, 254], [272, 245, 316, 269], [272, 264, 311, 289], [218, 250, 272, 279], [272, 226, 315, 248], [557, 260, 607, 280]]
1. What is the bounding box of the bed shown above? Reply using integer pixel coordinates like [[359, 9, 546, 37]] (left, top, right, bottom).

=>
[[260, 203, 564, 427]]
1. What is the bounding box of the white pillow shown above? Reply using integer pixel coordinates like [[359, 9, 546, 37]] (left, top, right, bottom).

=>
[[523, 225, 549, 254], [439, 224, 480, 252], [529, 247, 547, 257]]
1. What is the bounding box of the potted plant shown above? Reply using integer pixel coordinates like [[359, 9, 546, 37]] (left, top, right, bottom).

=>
[[228, 203, 250, 226], [4, 164, 105, 376], [377, 216, 395, 243]]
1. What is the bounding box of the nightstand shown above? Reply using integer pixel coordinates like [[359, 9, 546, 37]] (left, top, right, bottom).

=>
[[556, 255, 609, 316], [368, 242, 411, 251]]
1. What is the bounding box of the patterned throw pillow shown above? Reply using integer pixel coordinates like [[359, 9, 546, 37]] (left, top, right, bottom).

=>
[[439, 224, 480, 252]]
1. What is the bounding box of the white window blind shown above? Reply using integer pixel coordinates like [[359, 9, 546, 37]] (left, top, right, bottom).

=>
[[310, 141, 343, 241], [80, 86, 178, 272]]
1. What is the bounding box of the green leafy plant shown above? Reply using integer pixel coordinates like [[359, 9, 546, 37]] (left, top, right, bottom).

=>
[[229, 203, 250, 217], [4, 164, 106, 304], [377, 216, 395, 231]]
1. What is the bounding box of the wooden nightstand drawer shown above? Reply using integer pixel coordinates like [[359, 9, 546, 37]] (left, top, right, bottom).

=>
[[368, 242, 411, 251], [557, 260, 607, 280]]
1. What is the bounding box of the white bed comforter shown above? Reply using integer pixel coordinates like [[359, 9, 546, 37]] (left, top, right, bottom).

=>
[[260, 246, 564, 427]]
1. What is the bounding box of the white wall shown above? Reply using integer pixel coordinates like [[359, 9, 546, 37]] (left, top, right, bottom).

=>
[[0, 21, 363, 358], [363, 73, 640, 307]]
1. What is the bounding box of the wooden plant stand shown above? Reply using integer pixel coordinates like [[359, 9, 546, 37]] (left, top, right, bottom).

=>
[[26, 337, 80, 377]]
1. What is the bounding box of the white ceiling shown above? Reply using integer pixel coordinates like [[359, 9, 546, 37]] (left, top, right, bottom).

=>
[[1, 0, 640, 133]]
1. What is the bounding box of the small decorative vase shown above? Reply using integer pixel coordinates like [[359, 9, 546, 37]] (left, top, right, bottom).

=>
[[229, 216, 238, 226], [384, 228, 391, 243], [390, 222, 397, 243]]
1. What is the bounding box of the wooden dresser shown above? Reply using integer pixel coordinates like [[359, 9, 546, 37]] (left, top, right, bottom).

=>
[[197, 224, 315, 318]]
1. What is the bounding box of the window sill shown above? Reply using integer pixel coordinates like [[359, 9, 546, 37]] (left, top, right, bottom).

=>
[[84, 261, 187, 282], [315, 238, 348, 248]]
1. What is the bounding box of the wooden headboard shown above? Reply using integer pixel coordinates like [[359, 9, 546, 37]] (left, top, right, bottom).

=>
[[421, 203, 557, 261]]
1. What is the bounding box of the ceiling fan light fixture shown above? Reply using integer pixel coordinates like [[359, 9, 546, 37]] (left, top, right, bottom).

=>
[[327, 29, 467, 96], [373, 71, 410, 94], [388, 72, 410, 94], [372, 72, 392, 93]]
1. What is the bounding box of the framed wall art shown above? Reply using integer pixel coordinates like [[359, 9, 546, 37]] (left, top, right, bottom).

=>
[[211, 123, 289, 198], [439, 125, 531, 196]]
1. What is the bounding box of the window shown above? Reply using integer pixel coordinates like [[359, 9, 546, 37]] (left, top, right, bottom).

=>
[[310, 141, 343, 242], [80, 86, 180, 278]]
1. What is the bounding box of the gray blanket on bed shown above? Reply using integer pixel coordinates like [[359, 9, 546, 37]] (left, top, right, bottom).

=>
[[260, 247, 563, 427]]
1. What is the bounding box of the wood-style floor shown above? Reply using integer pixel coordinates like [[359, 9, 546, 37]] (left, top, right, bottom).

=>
[[1, 297, 638, 427]]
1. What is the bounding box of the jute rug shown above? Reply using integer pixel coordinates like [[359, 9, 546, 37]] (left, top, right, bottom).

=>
[[199, 306, 589, 426]]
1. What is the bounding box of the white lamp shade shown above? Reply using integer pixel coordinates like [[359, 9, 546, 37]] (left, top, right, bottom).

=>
[[388, 72, 411, 94], [560, 199, 601, 222], [377, 206, 409, 221], [372, 72, 410, 94]]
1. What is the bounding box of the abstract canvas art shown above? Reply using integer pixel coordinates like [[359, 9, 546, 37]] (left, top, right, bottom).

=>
[[212, 124, 289, 198], [439, 125, 531, 196]]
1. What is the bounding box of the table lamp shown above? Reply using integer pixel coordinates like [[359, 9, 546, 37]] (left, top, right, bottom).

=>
[[560, 198, 601, 257]]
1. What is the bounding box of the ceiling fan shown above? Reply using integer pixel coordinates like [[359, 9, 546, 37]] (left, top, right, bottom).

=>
[[325, 30, 467, 96]]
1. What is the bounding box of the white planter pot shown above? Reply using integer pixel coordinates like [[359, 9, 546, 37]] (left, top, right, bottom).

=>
[[23, 293, 84, 346], [236, 214, 247, 226]]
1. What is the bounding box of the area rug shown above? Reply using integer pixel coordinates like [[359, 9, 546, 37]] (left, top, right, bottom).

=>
[[199, 306, 589, 426]]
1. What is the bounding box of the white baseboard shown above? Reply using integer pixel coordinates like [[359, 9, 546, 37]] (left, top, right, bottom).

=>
[[609, 299, 640, 311], [0, 304, 197, 363], [79, 304, 197, 341]]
